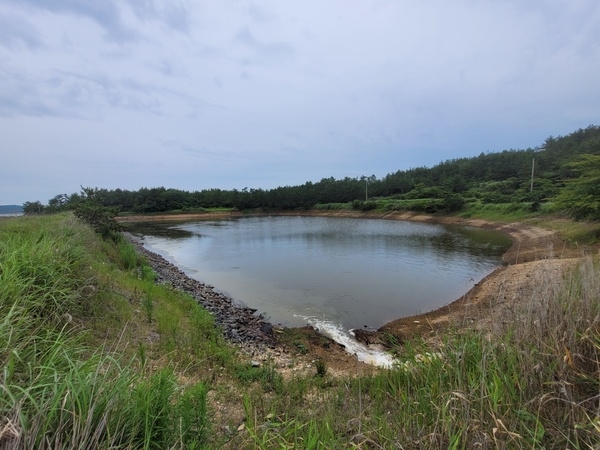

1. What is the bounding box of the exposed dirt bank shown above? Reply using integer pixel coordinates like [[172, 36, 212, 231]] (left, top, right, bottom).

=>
[[119, 211, 597, 372]]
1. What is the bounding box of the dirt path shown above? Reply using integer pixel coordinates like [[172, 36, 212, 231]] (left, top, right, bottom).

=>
[[119, 211, 595, 373]]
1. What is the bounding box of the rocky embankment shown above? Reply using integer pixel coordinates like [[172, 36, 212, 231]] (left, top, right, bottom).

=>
[[124, 233, 276, 349]]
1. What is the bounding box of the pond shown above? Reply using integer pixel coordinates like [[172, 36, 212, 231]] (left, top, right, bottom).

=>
[[129, 216, 511, 343]]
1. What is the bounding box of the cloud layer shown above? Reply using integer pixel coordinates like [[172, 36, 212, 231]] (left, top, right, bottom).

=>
[[1, 0, 599, 204]]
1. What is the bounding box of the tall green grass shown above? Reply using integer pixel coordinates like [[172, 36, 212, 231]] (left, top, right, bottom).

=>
[[0, 214, 214, 448], [457, 201, 539, 221]]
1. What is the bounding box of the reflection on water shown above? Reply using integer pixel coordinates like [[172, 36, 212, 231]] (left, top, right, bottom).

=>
[[125, 221, 196, 239], [128, 216, 510, 335]]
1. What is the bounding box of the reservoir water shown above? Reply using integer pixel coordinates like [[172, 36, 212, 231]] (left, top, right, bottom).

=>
[[130, 216, 510, 345]]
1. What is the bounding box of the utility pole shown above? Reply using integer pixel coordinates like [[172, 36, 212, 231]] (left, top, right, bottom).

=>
[[530, 157, 535, 193], [365, 178, 368, 202]]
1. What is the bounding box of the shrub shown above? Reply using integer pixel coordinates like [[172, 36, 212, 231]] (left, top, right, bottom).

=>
[[314, 358, 327, 377], [73, 187, 121, 240], [351, 200, 377, 211]]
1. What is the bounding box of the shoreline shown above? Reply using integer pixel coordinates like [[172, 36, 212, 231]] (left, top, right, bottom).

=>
[[123, 232, 277, 350], [119, 210, 588, 357]]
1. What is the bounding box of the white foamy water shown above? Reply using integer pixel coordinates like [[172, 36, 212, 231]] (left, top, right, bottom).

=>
[[299, 316, 397, 368]]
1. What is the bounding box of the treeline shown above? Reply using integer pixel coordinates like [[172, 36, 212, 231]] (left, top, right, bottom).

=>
[[24, 125, 600, 218]]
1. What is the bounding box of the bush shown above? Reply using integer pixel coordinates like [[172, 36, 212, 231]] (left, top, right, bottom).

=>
[[74, 202, 121, 240], [381, 198, 444, 213], [441, 193, 465, 212], [351, 200, 377, 211], [314, 202, 352, 210]]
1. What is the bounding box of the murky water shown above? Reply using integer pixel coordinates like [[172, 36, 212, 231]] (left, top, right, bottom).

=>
[[129, 216, 510, 351]]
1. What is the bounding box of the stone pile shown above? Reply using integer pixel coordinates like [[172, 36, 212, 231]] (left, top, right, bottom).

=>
[[124, 233, 275, 349]]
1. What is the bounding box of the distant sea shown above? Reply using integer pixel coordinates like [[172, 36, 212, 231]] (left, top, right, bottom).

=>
[[0, 205, 24, 216]]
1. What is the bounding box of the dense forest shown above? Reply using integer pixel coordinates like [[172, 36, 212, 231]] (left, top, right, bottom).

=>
[[24, 125, 600, 220]]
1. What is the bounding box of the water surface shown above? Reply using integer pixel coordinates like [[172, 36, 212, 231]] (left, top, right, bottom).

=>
[[131, 216, 510, 336]]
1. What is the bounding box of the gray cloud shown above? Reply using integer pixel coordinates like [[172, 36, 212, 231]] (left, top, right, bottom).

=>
[[234, 27, 296, 65], [0, 13, 42, 49], [10, 0, 134, 41], [0, 68, 163, 118], [127, 0, 191, 33], [0, 69, 60, 118], [4, 0, 190, 42]]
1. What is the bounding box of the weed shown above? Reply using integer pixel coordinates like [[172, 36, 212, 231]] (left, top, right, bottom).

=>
[[142, 292, 154, 323], [293, 340, 309, 354], [176, 382, 210, 447], [235, 362, 284, 393], [314, 358, 327, 377]]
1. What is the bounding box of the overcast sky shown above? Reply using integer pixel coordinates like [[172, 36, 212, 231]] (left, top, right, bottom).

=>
[[1, 1, 599, 205]]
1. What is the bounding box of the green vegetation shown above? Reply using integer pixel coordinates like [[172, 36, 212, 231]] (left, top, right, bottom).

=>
[[2, 209, 599, 448], [0, 214, 230, 448], [554, 154, 600, 220], [72, 186, 122, 240], [23, 125, 600, 222]]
